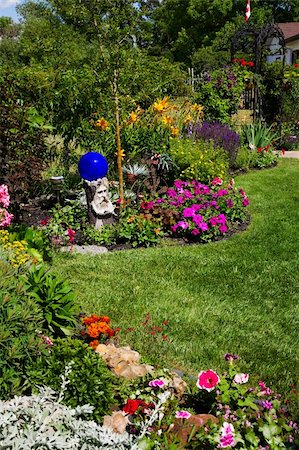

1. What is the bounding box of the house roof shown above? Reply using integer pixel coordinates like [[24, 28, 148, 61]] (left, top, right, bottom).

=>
[[278, 23, 299, 42]]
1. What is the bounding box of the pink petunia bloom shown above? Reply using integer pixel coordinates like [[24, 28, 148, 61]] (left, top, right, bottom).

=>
[[183, 189, 194, 199], [261, 400, 273, 410], [167, 188, 177, 198], [0, 185, 10, 208], [210, 216, 219, 227], [175, 410, 192, 419], [211, 177, 223, 186], [217, 189, 229, 197], [219, 224, 228, 234], [226, 199, 233, 208], [192, 214, 204, 226], [233, 373, 249, 384], [242, 197, 250, 207], [177, 221, 189, 229], [0, 209, 13, 227], [40, 217, 51, 226], [219, 422, 235, 448], [217, 214, 227, 225], [191, 228, 200, 236], [197, 369, 220, 392], [149, 379, 165, 388], [198, 222, 209, 232], [183, 207, 196, 218]]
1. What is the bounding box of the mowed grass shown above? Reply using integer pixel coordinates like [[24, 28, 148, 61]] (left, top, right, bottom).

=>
[[53, 159, 299, 411]]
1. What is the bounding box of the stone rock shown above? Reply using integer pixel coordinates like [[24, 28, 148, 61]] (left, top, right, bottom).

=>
[[95, 343, 153, 379], [103, 411, 129, 434], [60, 245, 108, 255], [169, 373, 188, 398]]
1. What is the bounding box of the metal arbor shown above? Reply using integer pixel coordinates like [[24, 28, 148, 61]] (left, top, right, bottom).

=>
[[231, 22, 286, 125]]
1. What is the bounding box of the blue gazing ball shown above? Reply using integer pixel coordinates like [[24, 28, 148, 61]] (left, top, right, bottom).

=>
[[78, 152, 108, 181]]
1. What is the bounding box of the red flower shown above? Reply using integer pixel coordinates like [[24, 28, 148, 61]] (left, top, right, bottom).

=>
[[232, 58, 239, 63], [67, 228, 76, 243], [281, 148, 286, 155], [40, 217, 50, 226], [196, 370, 220, 392], [240, 59, 247, 66], [123, 399, 140, 414], [294, 63, 299, 68], [247, 61, 254, 67]]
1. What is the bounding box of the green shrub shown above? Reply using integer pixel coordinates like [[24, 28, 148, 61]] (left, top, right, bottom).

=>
[[8, 225, 52, 262], [23, 266, 79, 337], [27, 338, 115, 421], [118, 207, 164, 247], [84, 223, 117, 246], [169, 138, 229, 183], [0, 261, 47, 398]]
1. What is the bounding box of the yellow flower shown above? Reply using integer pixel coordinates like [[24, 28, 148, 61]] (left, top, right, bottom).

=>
[[94, 117, 109, 131], [183, 114, 193, 124], [153, 97, 169, 113], [115, 149, 126, 159], [153, 228, 160, 235], [162, 115, 173, 125], [127, 111, 138, 125], [171, 126, 179, 137], [192, 103, 204, 113]]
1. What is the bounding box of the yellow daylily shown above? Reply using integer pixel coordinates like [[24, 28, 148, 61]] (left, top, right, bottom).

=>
[[153, 97, 170, 113], [94, 117, 109, 131], [162, 115, 173, 125], [171, 126, 179, 137]]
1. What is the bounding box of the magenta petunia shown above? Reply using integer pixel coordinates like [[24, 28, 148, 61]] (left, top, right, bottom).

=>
[[177, 221, 189, 229], [196, 369, 220, 392], [211, 177, 223, 186], [149, 379, 165, 388], [219, 422, 235, 448], [219, 224, 228, 234], [175, 410, 192, 419], [198, 222, 209, 232], [191, 228, 200, 236], [242, 197, 250, 207]]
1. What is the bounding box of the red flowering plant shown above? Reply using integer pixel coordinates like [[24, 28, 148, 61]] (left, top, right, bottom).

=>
[[139, 178, 249, 243], [80, 314, 116, 349]]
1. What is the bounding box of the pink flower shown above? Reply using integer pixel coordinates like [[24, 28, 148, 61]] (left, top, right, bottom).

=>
[[175, 410, 192, 419], [233, 373, 249, 384], [211, 177, 223, 186], [242, 197, 250, 207], [217, 189, 229, 197], [261, 400, 273, 410], [219, 422, 235, 448], [149, 379, 165, 388], [198, 222, 209, 232], [41, 335, 54, 347], [191, 228, 200, 236], [177, 221, 189, 229], [0, 185, 10, 208], [219, 224, 228, 234], [0, 209, 13, 227], [197, 370, 220, 392]]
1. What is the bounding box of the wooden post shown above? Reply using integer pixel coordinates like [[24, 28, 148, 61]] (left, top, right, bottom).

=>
[[113, 68, 124, 204]]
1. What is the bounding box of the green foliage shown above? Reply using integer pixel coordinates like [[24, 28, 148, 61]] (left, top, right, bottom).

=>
[[118, 207, 164, 248], [23, 266, 79, 337], [193, 67, 245, 123], [84, 224, 117, 246], [8, 225, 52, 262], [169, 138, 229, 183], [242, 121, 278, 150], [27, 338, 115, 421], [0, 261, 46, 398]]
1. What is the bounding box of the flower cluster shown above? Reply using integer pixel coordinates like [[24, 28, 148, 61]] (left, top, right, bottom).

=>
[[0, 230, 35, 268], [123, 398, 153, 415], [191, 121, 240, 165], [81, 314, 116, 348], [232, 58, 255, 68], [140, 179, 249, 242], [0, 185, 13, 228]]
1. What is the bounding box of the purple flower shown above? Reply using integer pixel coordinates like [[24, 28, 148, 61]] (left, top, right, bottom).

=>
[[224, 353, 240, 362], [261, 400, 273, 410], [226, 199, 233, 208], [217, 189, 229, 197], [193, 214, 204, 226], [217, 214, 227, 225], [149, 379, 165, 388], [175, 410, 192, 419], [167, 188, 177, 198], [242, 197, 250, 207], [233, 373, 249, 384]]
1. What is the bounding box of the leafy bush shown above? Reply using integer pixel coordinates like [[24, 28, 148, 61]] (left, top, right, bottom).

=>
[[140, 179, 249, 243], [27, 338, 116, 421], [0, 261, 47, 398], [191, 121, 240, 167], [0, 229, 38, 268], [84, 223, 117, 246], [118, 207, 164, 247], [169, 138, 229, 183], [0, 384, 136, 449], [8, 224, 52, 262], [23, 266, 79, 337]]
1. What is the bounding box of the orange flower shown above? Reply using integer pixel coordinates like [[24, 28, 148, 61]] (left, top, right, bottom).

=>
[[153, 228, 160, 235], [82, 314, 103, 325], [171, 126, 179, 137], [94, 117, 109, 131], [115, 149, 125, 159], [89, 340, 99, 349], [127, 216, 136, 223]]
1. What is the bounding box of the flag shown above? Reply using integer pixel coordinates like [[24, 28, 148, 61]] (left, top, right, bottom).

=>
[[245, 0, 251, 22]]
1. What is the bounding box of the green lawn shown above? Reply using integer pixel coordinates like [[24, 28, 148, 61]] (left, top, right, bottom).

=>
[[53, 159, 299, 413]]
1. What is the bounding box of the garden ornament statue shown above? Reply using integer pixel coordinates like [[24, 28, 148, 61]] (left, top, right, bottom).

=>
[[78, 152, 114, 228]]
